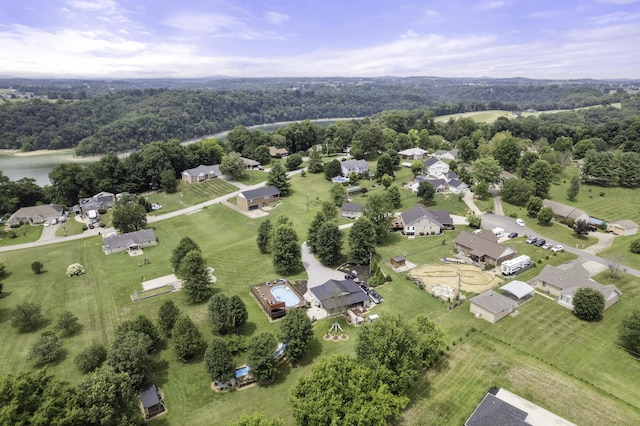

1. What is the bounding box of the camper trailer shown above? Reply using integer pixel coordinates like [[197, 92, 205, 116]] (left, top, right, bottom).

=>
[[500, 255, 531, 276]]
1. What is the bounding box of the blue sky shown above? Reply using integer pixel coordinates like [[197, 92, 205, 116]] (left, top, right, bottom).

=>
[[0, 0, 639, 79]]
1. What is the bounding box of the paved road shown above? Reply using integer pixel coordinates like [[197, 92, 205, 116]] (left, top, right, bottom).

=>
[[481, 213, 640, 278]]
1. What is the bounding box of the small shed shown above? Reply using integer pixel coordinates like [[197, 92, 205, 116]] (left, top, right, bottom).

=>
[[607, 220, 638, 236], [390, 256, 406, 268], [139, 385, 165, 419]]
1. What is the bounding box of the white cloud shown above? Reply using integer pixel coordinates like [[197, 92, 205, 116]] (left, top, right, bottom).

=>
[[65, 0, 119, 12], [596, 0, 640, 4], [476, 1, 511, 11], [587, 11, 640, 25], [264, 11, 289, 25], [163, 11, 284, 40]]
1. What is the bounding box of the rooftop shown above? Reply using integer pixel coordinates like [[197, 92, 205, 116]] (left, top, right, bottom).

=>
[[470, 290, 516, 314], [239, 185, 280, 200]]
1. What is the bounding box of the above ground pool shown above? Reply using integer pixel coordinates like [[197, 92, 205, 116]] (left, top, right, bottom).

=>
[[331, 176, 349, 184], [270, 285, 300, 307], [235, 366, 250, 378]]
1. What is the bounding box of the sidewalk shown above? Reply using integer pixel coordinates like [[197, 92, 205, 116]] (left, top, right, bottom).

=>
[[463, 191, 482, 216]]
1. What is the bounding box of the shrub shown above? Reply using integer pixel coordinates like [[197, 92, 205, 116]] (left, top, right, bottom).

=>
[[29, 331, 63, 366], [66, 263, 86, 277], [630, 239, 640, 254], [11, 302, 46, 332], [31, 261, 44, 274], [75, 344, 107, 373], [599, 192, 606, 197], [573, 288, 604, 321]]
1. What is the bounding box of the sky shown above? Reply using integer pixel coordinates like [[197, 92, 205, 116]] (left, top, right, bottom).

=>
[[0, 0, 639, 79]]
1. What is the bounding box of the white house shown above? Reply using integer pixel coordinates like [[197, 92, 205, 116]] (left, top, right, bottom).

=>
[[398, 147, 428, 160], [424, 157, 450, 177], [435, 149, 459, 161], [341, 159, 369, 177]]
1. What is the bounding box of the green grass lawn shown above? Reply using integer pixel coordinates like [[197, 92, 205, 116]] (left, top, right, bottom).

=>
[[0, 223, 43, 246], [598, 236, 640, 270], [2, 164, 640, 425], [146, 178, 239, 215], [235, 170, 269, 186]]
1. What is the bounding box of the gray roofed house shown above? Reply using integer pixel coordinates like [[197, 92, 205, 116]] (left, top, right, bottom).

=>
[[9, 204, 63, 225], [400, 205, 453, 236], [455, 231, 516, 266], [398, 147, 428, 160], [181, 164, 221, 183], [79, 191, 116, 215], [240, 157, 261, 169], [237, 185, 280, 211], [423, 157, 449, 176], [469, 290, 517, 323], [447, 178, 469, 193], [310, 279, 371, 312], [341, 159, 369, 177], [435, 148, 458, 161], [542, 199, 589, 223], [102, 229, 157, 255], [529, 264, 621, 310], [340, 202, 363, 219]]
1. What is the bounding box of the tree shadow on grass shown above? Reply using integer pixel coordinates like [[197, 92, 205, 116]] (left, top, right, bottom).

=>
[[148, 358, 170, 388], [292, 336, 323, 368], [263, 362, 291, 388], [237, 321, 257, 337]]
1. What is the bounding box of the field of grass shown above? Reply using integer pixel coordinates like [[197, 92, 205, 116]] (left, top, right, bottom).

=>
[[434, 104, 621, 124], [146, 178, 239, 215], [598, 236, 640, 271], [1, 163, 640, 425], [0, 223, 43, 246]]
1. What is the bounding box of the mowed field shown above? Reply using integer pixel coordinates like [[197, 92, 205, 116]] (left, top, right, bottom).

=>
[[147, 178, 240, 215], [1, 166, 640, 424]]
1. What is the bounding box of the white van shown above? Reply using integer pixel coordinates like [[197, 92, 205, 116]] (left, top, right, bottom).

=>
[[516, 218, 525, 227]]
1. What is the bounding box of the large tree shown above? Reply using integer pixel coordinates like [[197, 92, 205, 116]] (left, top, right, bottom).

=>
[[157, 299, 181, 339], [500, 178, 536, 206], [526, 195, 543, 217], [315, 222, 343, 266], [28, 331, 63, 366], [349, 216, 377, 265], [256, 218, 273, 254], [537, 206, 553, 225], [573, 288, 605, 321], [471, 156, 502, 185], [54, 310, 81, 337], [267, 161, 291, 196], [493, 134, 521, 172], [171, 237, 201, 272], [385, 185, 402, 209], [355, 315, 420, 394], [619, 310, 640, 354], [307, 146, 324, 173], [75, 343, 107, 374], [112, 196, 147, 233], [364, 193, 393, 243], [324, 159, 342, 181], [567, 175, 580, 201], [179, 249, 211, 303], [106, 331, 152, 388], [417, 181, 435, 204], [290, 355, 409, 425], [172, 314, 204, 361], [527, 159, 553, 197], [414, 314, 447, 367], [204, 337, 235, 382], [207, 294, 248, 335], [329, 183, 347, 207], [11, 302, 46, 332], [285, 153, 303, 171], [220, 152, 246, 180], [375, 153, 395, 179], [306, 211, 326, 253], [247, 333, 278, 383], [279, 308, 314, 362], [271, 223, 303, 275], [77, 367, 139, 426]]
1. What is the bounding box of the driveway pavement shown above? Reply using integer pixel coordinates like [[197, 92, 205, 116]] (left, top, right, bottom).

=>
[[463, 191, 482, 215]]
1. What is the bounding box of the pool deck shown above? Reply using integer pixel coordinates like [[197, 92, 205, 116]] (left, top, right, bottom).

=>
[[251, 280, 306, 320]]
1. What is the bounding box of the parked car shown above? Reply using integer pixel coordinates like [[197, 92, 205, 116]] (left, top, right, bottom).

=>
[[534, 239, 546, 247], [526, 236, 537, 244], [551, 245, 564, 253], [345, 274, 356, 280], [368, 289, 383, 304], [516, 218, 525, 227], [542, 243, 552, 250], [360, 283, 370, 292], [508, 232, 518, 238]]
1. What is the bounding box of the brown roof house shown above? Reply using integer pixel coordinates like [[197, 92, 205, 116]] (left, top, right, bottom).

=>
[[529, 264, 621, 311], [469, 290, 517, 324], [181, 164, 221, 183], [237, 186, 280, 211], [607, 219, 638, 236], [102, 229, 157, 255], [269, 146, 289, 158], [9, 204, 63, 225], [454, 231, 516, 266], [340, 202, 363, 219], [400, 205, 453, 236], [542, 199, 589, 223]]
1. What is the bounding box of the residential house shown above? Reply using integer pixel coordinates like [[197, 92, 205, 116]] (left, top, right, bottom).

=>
[[542, 199, 589, 224], [309, 279, 371, 313], [529, 264, 621, 310], [269, 146, 289, 158], [240, 157, 261, 169], [454, 231, 517, 266], [435, 148, 459, 161], [139, 385, 165, 419], [447, 178, 469, 193], [607, 219, 638, 236], [78, 191, 116, 215], [9, 204, 63, 225], [408, 176, 447, 193], [499, 171, 517, 185], [424, 157, 450, 177], [341, 159, 369, 177], [102, 229, 157, 255], [399, 205, 453, 236], [340, 202, 363, 219], [181, 164, 221, 183], [398, 147, 428, 160], [237, 186, 280, 211], [465, 388, 576, 426], [469, 290, 517, 323]]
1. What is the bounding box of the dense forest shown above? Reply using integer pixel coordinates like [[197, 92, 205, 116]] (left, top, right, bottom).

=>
[[0, 77, 636, 155]]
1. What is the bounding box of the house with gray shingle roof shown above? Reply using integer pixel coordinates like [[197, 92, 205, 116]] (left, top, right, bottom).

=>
[[398, 147, 428, 160], [400, 205, 453, 236], [542, 199, 589, 223], [469, 290, 517, 323], [102, 229, 157, 255], [237, 186, 280, 211], [424, 157, 449, 176], [181, 164, 221, 183], [9, 204, 63, 225], [309, 279, 371, 313], [340, 202, 363, 219], [340, 159, 369, 177], [529, 264, 621, 311], [454, 231, 516, 266]]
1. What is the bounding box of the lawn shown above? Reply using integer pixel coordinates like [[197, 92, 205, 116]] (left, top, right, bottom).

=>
[[1, 164, 640, 425], [0, 223, 42, 246], [146, 178, 239, 215], [598, 235, 640, 271]]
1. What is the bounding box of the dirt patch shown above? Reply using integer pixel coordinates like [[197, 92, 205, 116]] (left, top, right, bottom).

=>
[[408, 264, 503, 296]]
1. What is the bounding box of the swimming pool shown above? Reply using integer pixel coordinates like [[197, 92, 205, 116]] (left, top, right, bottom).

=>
[[235, 366, 250, 378], [331, 176, 349, 183], [270, 285, 300, 307]]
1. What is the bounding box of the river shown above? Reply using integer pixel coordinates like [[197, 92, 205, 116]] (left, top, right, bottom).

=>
[[0, 118, 356, 187]]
